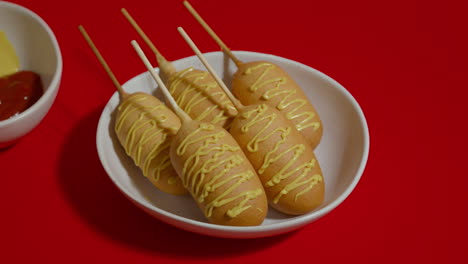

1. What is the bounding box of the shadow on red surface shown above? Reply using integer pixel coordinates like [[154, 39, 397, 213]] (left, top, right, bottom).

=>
[[58, 107, 292, 258]]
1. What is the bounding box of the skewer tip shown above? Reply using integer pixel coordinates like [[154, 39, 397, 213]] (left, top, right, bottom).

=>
[[176, 27, 184, 35], [121, 8, 129, 16], [78, 25, 85, 34]]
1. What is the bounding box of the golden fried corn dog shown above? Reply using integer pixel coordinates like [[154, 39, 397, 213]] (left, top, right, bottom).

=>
[[132, 40, 268, 225], [114, 92, 186, 195], [232, 62, 322, 149], [183, 1, 323, 149], [121, 8, 237, 129], [229, 104, 324, 214], [178, 27, 324, 214], [79, 25, 186, 195]]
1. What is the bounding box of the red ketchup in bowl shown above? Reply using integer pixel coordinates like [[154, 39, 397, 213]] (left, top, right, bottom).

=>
[[0, 71, 43, 121]]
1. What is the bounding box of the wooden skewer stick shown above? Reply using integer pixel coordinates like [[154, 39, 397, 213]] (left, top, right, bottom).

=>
[[78, 25, 128, 100], [131, 40, 191, 123], [121, 8, 176, 76], [177, 27, 244, 111], [121, 8, 164, 62], [183, 0, 243, 67]]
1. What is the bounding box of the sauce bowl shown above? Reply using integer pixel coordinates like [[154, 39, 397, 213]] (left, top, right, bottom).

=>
[[0, 2, 62, 147]]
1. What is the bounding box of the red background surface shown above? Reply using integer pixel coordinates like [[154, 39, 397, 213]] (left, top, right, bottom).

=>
[[1, 0, 467, 262]]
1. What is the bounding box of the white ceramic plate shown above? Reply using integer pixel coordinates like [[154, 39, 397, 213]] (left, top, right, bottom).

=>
[[96, 51, 369, 238]]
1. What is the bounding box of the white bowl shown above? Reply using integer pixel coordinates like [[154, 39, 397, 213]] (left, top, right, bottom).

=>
[[96, 51, 369, 238], [0, 2, 62, 146]]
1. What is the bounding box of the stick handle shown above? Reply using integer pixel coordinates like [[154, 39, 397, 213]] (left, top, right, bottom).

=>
[[78, 25, 127, 99], [121, 8, 177, 79], [121, 8, 164, 63], [131, 40, 191, 123], [177, 27, 243, 111], [183, 1, 243, 67]]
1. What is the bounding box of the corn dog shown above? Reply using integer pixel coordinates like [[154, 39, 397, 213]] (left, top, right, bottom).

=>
[[178, 27, 324, 214], [121, 8, 237, 129], [183, 1, 323, 149], [79, 26, 186, 195], [132, 40, 268, 226]]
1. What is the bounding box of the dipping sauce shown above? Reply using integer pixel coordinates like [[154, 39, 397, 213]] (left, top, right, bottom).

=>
[[0, 71, 43, 121], [1, 31, 44, 121]]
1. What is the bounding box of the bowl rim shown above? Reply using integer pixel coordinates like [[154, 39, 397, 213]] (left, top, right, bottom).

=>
[[0, 1, 63, 127], [96, 50, 370, 236]]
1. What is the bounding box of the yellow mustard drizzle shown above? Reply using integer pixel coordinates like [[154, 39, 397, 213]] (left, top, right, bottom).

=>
[[243, 63, 320, 131], [176, 123, 263, 218], [115, 94, 178, 184], [240, 104, 322, 203], [169, 68, 237, 125]]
